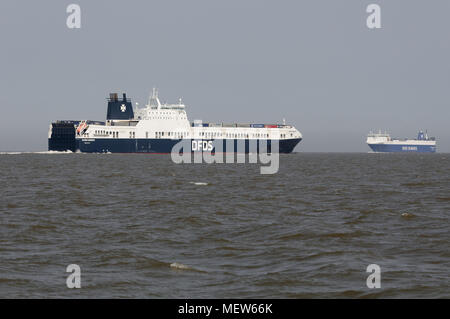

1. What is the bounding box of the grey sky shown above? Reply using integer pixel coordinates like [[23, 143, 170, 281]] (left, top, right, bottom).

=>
[[1, 0, 449, 152]]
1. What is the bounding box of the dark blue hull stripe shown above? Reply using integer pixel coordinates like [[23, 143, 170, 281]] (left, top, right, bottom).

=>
[[368, 144, 436, 153], [61, 138, 302, 154]]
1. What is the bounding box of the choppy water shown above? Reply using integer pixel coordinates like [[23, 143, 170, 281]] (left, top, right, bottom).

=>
[[0, 153, 449, 298]]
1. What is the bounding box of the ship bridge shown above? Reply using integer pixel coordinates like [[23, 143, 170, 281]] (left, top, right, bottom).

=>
[[134, 88, 188, 121]]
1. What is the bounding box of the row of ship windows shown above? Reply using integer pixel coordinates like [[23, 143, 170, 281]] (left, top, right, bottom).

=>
[[197, 132, 292, 138], [154, 132, 188, 138], [89, 130, 292, 139], [93, 130, 121, 138], [149, 111, 180, 115], [153, 132, 271, 139]]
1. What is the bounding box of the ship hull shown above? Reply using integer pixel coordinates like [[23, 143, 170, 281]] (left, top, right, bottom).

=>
[[49, 138, 302, 154], [368, 143, 436, 153]]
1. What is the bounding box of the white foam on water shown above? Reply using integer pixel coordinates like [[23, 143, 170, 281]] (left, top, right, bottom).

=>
[[34, 150, 74, 154], [170, 262, 191, 270], [0, 150, 75, 155], [190, 182, 208, 186]]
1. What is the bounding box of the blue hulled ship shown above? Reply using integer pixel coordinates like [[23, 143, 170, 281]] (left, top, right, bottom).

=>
[[366, 130, 437, 153]]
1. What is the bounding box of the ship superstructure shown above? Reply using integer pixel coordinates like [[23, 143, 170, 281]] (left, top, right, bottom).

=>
[[366, 130, 437, 153], [48, 89, 302, 153]]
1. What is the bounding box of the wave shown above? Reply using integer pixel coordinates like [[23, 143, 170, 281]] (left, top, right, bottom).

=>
[[35, 150, 73, 154], [189, 182, 208, 186], [169, 262, 206, 273], [0, 150, 73, 155], [170, 262, 192, 270]]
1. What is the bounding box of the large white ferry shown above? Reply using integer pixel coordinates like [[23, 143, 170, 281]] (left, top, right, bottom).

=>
[[48, 89, 302, 153]]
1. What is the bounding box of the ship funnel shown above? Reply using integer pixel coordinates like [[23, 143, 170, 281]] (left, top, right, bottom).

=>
[[109, 93, 118, 101], [417, 131, 425, 140], [106, 92, 134, 120]]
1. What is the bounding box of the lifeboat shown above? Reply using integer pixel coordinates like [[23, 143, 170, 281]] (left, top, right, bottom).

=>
[[76, 121, 88, 135]]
